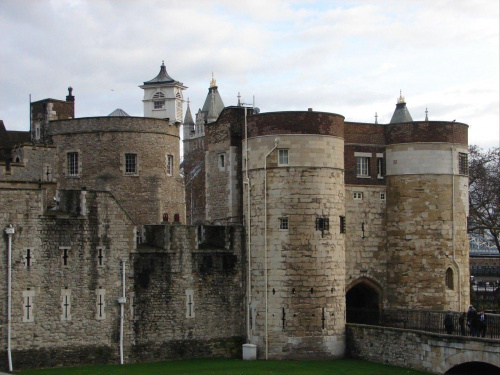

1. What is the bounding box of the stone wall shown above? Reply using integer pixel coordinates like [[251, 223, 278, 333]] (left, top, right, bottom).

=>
[[346, 324, 500, 374], [49, 117, 185, 225], [205, 107, 245, 224], [0, 188, 135, 370], [0, 145, 56, 183], [132, 225, 245, 361], [183, 136, 206, 224], [344, 185, 387, 302]]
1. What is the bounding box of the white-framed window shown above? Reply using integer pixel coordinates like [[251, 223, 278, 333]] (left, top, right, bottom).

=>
[[61, 288, 72, 321], [125, 153, 137, 175], [153, 92, 165, 109], [96, 288, 106, 320], [353, 192, 363, 201], [67, 152, 79, 176], [167, 155, 174, 176], [218, 153, 225, 170], [279, 217, 289, 230], [278, 149, 289, 165], [380, 192, 386, 201], [377, 158, 384, 179], [23, 289, 35, 323], [35, 126, 40, 140], [356, 157, 369, 177], [186, 289, 195, 318]]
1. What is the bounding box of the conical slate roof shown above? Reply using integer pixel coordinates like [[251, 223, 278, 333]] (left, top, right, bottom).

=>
[[108, 108, 130, 117], [184, 101, 194, 125], [390, 91, 413, 123], [143, 61, 182, 86]]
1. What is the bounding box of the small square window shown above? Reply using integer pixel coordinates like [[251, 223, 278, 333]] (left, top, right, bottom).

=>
[[278, 149, 289, 165], [380, 192, 386, 201], [125, 153, 137, 175], [353, 192, 363, 200], [459, 153, 468, 175], [167, 155, 174, 176], [279, 217, 289, 230], [67, 152, 79, 176], [356, 157, 369, 177]]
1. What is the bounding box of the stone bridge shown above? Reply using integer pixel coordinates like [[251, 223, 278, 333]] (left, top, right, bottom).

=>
[[347, 323, 500, 374]]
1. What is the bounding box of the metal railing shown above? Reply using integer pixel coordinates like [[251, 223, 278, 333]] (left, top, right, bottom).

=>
[[347, 308, 500, 340]]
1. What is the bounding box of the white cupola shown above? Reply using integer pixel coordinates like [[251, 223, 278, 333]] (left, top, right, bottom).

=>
[[140, 61, 187, 123]]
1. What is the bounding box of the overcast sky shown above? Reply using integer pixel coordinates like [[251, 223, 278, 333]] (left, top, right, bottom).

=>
[[1, 0, 498, 148]]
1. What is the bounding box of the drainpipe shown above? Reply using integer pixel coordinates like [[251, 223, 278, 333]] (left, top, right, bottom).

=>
[[450, 144, 461, 310], [118, 259, 127, 365], [243, 106, 252, 343], [5, 224, 15, 372], [264, 138, 279, 360]]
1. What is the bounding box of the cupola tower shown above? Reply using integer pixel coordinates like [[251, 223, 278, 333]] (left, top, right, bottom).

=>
[[140, 61, 187, 123]]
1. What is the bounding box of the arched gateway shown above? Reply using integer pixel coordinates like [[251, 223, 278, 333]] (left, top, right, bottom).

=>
[[346, 278, 382, 325]]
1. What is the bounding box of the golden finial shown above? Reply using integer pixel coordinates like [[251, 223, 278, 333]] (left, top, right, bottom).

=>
[[210, 72, 217, 88], [397, 89, 405, 104]]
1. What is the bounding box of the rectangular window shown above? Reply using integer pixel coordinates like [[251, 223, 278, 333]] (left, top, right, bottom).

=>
[[186, 289, 195, 318], [218, 154, 225, 169], [279, 217, 289, 230], [315, 217, 329, 231], [61, 289, 72, 321], [60, 247, 70, 267], [459, 153, 468, 175], [23, 290, 35, 323], [278, 149, 289, 165], [339, 216, 346, 234], [97, 247, 104, 267], [125, 153, 137, 175], [154, 100, 165, 109], [67, 152, 79, 176], [96, 289, 106, 320], [353, 192, 363, 200], [356, 157, 369, 177], [380, 192, 386, 201], [377, 158, 384, 178], [167, 155, 174, 176]]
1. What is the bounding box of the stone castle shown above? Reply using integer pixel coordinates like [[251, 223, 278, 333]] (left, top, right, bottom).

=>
[[0, 63, 470, 370]]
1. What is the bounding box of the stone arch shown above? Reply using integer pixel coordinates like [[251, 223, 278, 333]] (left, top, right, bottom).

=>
[[440, 350, 500, 374], [346, 277, 383, 324]]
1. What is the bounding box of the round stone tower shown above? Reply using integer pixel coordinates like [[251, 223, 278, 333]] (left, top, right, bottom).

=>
[[48, 116, 186, 226], [385, 121, 470, 311], [244, 111, 346, 359]]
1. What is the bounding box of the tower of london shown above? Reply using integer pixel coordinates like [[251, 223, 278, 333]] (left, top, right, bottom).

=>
[[0, 63, 469, 370]]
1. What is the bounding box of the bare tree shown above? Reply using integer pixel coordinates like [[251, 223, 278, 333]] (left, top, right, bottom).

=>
[[467, 145, 500, 251]]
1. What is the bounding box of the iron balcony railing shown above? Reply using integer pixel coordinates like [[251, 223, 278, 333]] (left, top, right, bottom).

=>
[[347, 308, 500, 340]]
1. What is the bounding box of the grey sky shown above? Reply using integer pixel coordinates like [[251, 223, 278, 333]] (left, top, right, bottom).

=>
[[1, 0, 498, 148]]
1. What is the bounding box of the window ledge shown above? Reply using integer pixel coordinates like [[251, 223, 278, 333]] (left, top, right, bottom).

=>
[[356, 175, 371, 179]]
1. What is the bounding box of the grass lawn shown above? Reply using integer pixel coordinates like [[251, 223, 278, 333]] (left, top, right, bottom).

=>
[[18, 358, 432, 375]]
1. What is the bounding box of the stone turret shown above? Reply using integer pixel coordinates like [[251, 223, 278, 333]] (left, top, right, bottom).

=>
[[384, 121, 470, 311], [244, 111, 346, 359]]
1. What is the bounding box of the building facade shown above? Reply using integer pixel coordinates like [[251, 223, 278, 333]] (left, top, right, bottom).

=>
[[0, 66, 470, 369]]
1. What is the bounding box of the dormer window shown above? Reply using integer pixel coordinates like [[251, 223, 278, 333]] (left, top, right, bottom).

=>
[[153, 92, 165, 109]]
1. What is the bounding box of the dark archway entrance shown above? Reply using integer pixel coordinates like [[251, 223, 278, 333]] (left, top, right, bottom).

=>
[[445, 361, 500, 374], [346, 280, 380, 324]]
